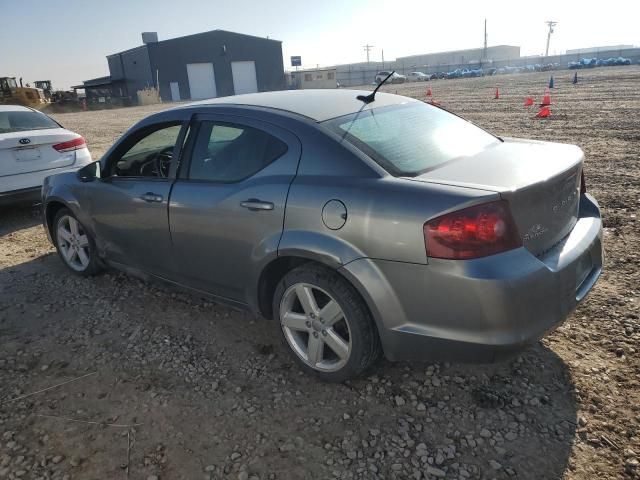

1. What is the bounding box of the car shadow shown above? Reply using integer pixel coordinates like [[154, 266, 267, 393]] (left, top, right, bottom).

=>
[[0, 204, 42, 236], [0, 253, 578, 480], [347, 344, 578, 479]]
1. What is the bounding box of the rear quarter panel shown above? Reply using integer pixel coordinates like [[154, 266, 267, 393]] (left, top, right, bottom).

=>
[[281, 128, 500, 265]]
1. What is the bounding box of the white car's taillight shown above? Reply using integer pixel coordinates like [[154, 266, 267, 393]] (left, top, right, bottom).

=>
[[53, 137, 86, 153]]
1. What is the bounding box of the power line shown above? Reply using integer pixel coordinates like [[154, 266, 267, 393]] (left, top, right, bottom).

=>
[[545, 21, 558, 57]]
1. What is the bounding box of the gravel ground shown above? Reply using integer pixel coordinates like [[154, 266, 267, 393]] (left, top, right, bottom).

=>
[[0, 66, 638, 480]]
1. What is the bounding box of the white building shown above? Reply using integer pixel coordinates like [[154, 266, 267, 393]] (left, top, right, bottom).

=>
[[289, 68, 337, 89]]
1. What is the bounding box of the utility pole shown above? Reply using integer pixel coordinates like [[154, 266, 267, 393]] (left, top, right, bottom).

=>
[[363, 44, 374, 64], [545, 21, 557, 57], [381, 49, 385, 68], [482, 18, 488, 67]]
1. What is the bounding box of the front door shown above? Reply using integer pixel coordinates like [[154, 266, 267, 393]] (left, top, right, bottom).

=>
[[88, 122, 187, 276], [169, 114, 301, 303]]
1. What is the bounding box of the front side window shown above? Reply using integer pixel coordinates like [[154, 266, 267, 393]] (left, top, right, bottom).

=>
[[323, 103, 499, 177], [109, 123, 182, 178], [188, 121, 288, 183], [0, 111, 59, 134]]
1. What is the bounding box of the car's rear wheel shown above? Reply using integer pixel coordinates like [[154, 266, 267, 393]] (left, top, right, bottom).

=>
[[273, 264, 381, 382], [53, 208, 102, 276]]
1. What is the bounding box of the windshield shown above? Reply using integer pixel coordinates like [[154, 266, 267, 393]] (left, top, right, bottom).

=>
[[323, 103, 499, 176], [0, 111, 59, 134]]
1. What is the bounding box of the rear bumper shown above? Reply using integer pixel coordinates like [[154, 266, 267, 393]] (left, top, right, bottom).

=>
[[340, 194, 603, 362], [0, 148, 92, 206], [0, 186, 41, 206]]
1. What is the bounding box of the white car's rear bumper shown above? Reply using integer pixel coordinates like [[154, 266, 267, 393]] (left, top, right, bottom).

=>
[[0, 148, 92, 204]]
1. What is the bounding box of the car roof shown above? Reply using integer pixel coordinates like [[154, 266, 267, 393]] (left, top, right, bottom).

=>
[[182, 89, 419, 122], [0, 105, 33, 112]]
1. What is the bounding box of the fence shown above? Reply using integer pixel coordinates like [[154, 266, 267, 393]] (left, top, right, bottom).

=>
[[332, 48, 640, 87]]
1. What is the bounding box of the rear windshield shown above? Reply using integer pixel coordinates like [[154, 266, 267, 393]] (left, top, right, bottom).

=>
[[323, 103, 499, 176], [0, 111, 59, 134]]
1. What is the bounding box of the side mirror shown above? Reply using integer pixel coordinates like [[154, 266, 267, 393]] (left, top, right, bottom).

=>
[[77, 161, 101, 183]]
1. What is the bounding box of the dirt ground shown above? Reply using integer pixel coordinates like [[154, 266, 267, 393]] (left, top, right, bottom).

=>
[[1, 66, 638, 480]]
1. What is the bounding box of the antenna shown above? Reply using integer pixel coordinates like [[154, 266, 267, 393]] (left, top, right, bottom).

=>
[[363, 44, 374, 64], [357, 70, 395, 104], [545, 21, 557, 57]]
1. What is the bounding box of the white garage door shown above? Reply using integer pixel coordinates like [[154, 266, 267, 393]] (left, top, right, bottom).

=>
[[231, 61, 258, 95], [186, 63, 217, 100]]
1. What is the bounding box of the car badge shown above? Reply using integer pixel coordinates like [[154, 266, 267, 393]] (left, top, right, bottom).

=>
[[19, 138, 31, 145], [523, 224, 548, 241]]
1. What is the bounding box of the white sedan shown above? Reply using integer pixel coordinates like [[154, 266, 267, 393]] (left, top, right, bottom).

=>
[[407, 72, 431, 81], [0, 105, 92, 205]]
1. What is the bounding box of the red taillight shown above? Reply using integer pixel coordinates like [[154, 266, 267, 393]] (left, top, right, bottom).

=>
[[424, 200, 522, 260], [53, 136, 86, 153], [580, 170, 586, 194]]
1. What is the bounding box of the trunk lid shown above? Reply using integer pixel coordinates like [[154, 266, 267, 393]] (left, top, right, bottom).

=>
[[0, 128, 79, 177], [410, 138, 583, 255]]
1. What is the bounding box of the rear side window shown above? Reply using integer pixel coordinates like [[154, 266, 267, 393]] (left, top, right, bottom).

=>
[[188, 121, 288, 182], [323, 103, 498, 176], [0, 111, 59, 134]]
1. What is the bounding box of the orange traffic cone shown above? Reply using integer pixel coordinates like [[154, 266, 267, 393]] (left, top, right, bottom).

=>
[[524, 96, 534, 107], [426, 86, 432, 97], [494, 87, 500, 99], [536, 106, 551, 118], [540, 88, 551, 106]]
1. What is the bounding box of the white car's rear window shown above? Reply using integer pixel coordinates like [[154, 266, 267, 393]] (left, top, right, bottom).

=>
[[324, 103, 499, 176], [0, 111, 59, 134]]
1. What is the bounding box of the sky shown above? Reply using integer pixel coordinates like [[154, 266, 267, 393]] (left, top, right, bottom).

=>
[[1, 0, 638, 90]]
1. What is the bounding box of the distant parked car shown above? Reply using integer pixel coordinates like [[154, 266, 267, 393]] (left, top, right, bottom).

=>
[[0, 105, 91, 205], [375, 71, 406, 84], [407, 72, 430, 82], [42, 90, 602, 381]]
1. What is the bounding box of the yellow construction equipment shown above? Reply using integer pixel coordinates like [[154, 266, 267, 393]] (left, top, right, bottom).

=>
[[0, 77, 46, 107]]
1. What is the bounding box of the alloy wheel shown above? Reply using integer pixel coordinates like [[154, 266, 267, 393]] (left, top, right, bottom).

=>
[[56, 215, 91, 272], [279, 283, 352, 372]]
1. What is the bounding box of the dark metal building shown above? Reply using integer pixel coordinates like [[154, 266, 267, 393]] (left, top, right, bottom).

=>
[[81, 29, 285, 105]]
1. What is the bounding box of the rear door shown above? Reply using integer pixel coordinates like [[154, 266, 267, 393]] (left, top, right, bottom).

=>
[[87, 121, 188, 275], [168, 114, 301, 302]]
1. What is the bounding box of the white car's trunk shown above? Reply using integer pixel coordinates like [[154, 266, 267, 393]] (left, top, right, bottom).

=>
[[0, 128, 79, 177]]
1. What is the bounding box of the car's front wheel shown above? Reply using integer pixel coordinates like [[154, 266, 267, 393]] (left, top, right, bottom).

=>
[[273, 264, 381, 382], [53, 208, 103, 276]]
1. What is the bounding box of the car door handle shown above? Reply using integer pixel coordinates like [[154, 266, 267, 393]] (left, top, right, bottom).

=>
[[140, 192, 163, 203], [240, 199, 274, 211]]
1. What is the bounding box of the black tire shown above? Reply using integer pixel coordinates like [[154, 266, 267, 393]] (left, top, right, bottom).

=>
[[52, 208, 103, 277], [273, 264, 382, 382]]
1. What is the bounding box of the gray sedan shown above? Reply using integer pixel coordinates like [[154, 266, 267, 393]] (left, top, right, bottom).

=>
[[42, 89, 603, 381]]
